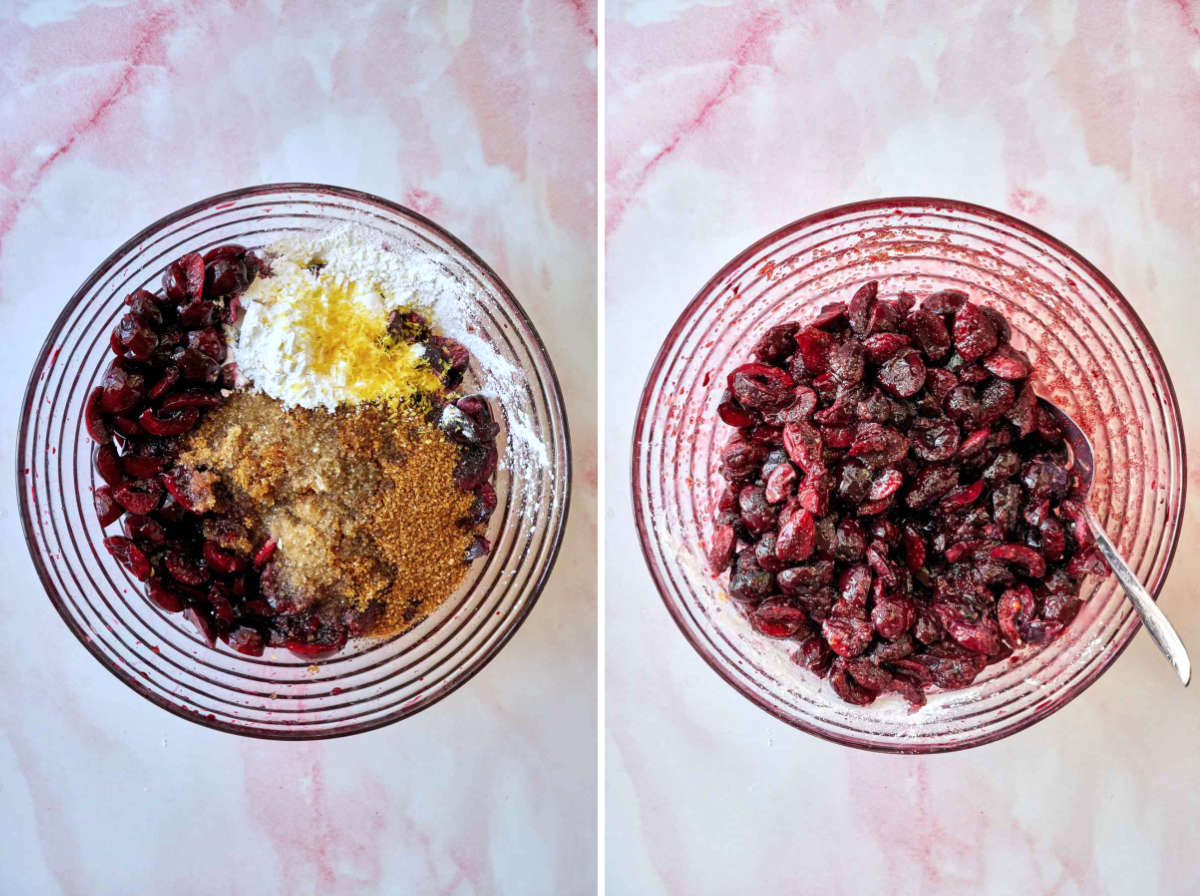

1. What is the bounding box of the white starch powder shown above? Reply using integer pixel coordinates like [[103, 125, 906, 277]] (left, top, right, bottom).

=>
[[231, 225, 548, 479]]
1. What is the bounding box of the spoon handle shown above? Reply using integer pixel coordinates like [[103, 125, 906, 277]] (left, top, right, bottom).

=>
[[1087, 508, 1191, 685]]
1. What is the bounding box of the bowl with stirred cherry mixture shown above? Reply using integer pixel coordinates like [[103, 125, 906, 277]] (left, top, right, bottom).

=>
[[710, 282, 1107, 709], [20, 184, 570, 739], [633, 198, 1184, 752]]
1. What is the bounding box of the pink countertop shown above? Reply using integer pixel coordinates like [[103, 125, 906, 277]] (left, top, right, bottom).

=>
[[0, 2, 597, 894], [606, 2, 1200, 893]]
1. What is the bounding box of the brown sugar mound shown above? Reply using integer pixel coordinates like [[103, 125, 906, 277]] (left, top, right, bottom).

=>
[[180, 391, 475, 636]]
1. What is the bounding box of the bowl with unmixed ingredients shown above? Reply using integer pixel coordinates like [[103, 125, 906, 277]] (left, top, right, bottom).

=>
[[19, 183, 571, 739], [633, 197, 1184, 753]]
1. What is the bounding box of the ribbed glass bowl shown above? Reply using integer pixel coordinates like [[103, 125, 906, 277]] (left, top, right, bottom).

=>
[[633, 197, 1185, 753], [19, 183, 570, 739]]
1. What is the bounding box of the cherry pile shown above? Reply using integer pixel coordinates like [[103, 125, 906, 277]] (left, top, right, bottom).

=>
[[89, 246, 281, 654], [90, 248, 500, 659], [710, 282, 1108, 708]]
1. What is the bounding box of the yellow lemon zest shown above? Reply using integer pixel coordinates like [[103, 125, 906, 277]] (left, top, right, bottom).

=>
[[289, 274, 441, 404]]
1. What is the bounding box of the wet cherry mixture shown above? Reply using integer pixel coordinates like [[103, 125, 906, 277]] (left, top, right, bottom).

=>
[[89, 247, 499, 658], [710, 282, 1109, 708]]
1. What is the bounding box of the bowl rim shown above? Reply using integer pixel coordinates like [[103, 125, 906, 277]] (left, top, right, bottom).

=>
[[17, 181, 572, 740], [631, 195, 1186, 754]]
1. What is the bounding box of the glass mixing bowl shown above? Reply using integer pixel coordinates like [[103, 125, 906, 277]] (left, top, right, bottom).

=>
[[633, 197, 1185, 753], [19, 183, 570, 739]]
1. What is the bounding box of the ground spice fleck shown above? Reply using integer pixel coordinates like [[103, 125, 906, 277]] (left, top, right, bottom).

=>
[[180, 390, 475, 637]]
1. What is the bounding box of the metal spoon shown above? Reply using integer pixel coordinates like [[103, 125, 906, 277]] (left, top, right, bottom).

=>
[[1038, 399, 1190, 685]]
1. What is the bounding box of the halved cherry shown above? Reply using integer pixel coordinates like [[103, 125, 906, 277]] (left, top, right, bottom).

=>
[[111, 415, 141, 438], [469, 483, 497, 524], [181, 252, 205, 301], [147, 365, 181, 400], [465, 535, 490, 561], [103, 536, 150, 580], [228, 625, 265, 656], [139, 406, 200, 436], [126, 287, 168, 311], [113, 478, 164, 515], [147, 579, 187, 613], [99, 364, 146, 414], [186, 328, 225, 362], [202, 244, 246, 265], [171, 345, 220, 382], [284, 626, 348, 660], [123, 514, 166, 547], [178, 300, 218, 329], [121, 454, 166, 479], [164, 549, 209, 586], [110, 313, 158, 361], [990, 543, 1047, 579], [159, 467, 211, 512], [940, 479, 983, 509], [206, 584, 235, 629], [203, 541, 248, 575], [183, 606, 216, 646], [159, 389, 222, 411], [94, 486, 124, 526], [983, 344, 1032, 380], [93, 443, 123, 486], [750, 598, 810, 638], [85, 387, 112, 444]]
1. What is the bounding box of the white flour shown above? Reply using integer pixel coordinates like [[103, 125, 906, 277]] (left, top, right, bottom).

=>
[[231, 225, 547, 479]]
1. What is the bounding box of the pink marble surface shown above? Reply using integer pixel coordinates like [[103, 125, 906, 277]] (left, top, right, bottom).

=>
[[606, 2, 1200, 893], [0, 2, 596, 894]]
